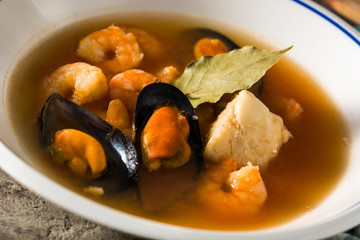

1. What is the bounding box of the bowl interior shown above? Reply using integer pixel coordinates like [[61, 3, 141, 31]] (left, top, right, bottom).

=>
[[1, 0, 360, 239]]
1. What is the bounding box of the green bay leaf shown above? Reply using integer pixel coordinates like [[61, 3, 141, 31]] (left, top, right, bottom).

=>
[[171, 46, 292, 108]]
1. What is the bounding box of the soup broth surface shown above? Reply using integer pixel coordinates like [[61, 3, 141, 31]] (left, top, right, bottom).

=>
[[7, 12, 349, 230]]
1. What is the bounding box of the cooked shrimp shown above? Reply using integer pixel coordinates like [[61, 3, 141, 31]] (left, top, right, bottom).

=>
[[50, 129, 107, 178], [42, 62, 108, 105], [195, 158, 267, 219], [194, 37, 228, 59], [108, 69, 157, 113], [156, 66, 180, 84], [76, 26, 144, 73], [106, 99, 132, 137], [124, 27, 163, 58]]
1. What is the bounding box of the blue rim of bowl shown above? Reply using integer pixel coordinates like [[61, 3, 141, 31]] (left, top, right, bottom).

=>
[[292, 0, 360, 46]]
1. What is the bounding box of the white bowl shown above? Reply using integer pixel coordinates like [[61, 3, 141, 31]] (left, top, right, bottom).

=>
[[1, 0, 360, 239]]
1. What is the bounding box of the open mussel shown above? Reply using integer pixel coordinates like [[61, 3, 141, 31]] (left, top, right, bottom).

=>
[[39, 93, 137, 193], [182, 28, 264, 96], [134, 82, 203, 211], [182, 27, 240, 51]]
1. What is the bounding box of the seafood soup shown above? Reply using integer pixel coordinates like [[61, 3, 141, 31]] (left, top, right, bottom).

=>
[[7, 13, 349, 230]]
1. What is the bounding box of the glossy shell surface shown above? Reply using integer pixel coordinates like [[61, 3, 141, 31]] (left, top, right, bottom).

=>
[[134, 83, 203, 211], [134, 82, 203, 170], [39, 93, 138, 193]]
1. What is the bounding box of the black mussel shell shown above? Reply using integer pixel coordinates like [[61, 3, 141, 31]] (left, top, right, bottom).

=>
[[134, 82, 203, 171], [134, 83, 203, 211], [39, 93, 138, 193], [183, 28, 240, 51]]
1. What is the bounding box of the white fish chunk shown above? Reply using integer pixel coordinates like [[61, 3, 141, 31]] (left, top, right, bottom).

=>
[[204, 90, 291, 168]]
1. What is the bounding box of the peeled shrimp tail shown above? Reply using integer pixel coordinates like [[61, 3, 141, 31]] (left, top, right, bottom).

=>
[[42, 62, 108, 105], [195, 159, 267, 219], [76, 26, 144, 74], [108, 69, 157, 114]]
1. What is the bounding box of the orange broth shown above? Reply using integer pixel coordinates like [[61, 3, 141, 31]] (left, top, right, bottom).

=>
[[7, 12, 349, 230]]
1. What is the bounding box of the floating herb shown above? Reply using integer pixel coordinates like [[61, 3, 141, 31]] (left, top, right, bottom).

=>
[[171, 46, 292, 108]]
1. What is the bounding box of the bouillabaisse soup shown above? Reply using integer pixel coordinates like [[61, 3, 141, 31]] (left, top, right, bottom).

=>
[[7, 13, 349, 230]]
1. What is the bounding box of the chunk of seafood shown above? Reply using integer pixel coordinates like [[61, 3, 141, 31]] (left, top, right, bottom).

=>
[[155, 66, 180, 84], [106, 99, 132, 137], [134, 83, 203, 211], [195, 158, 267, 219], [183, 28, 239, 51], [39, 93, 138, 193], [51, 129, 107, 178], [204, 90, 291, 168], [285, 98, 303, 121], [140, 106, 191, 171], [42, 62, 108, 105], [108, 69, 157, 114], [194, 37, 228, 58], [76, 26, 143, 73], [123, 27, 163, 58], [134, 83, 203, 172]]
